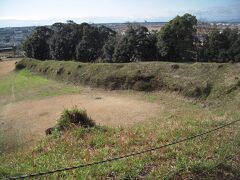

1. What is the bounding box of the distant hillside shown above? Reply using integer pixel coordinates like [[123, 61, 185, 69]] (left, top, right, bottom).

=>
[[214, 19, 240, 23]]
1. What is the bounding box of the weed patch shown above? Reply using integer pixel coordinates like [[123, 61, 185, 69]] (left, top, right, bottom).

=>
[[186, 82, 212, 99], [15, 62, 25, 70], [237, 80, 240, 87], [46, 108, 96, 135]]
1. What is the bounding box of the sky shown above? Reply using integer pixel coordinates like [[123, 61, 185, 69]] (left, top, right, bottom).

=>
[[0, 0, 239, 27]]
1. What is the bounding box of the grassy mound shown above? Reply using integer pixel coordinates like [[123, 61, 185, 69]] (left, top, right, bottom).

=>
[[46, 108, 95, 137], [57, 108, 95, 129], [16, 58, 240, 100]]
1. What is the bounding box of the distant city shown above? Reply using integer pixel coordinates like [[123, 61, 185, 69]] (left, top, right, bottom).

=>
[[0, 26, 36, 47]]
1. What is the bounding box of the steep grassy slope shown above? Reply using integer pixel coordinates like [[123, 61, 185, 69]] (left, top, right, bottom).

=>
[[17, 58, 240, 101]]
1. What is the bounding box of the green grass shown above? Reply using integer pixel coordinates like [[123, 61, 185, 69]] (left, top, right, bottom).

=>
[[144, 93, 158, 103], [0, 69, 81, 104], [0, 70, 49, 95]]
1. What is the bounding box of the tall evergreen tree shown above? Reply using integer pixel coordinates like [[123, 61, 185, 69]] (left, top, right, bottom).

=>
[[113, 25, 157, 63], [23, 26, 52, 60], [203, 28, 239, 62], [157, 13, 197, 61], [76, 25, 115, 62], [49, 21, 84, 60]]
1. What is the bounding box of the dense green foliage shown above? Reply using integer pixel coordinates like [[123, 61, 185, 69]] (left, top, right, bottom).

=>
[[157, 13, 197, 61], [202, 28, 240, 62], [76, 25, 115, 62], [23, 14, 240, 63], [23, 27, 53, 60], [49, 21, 82, 60], [111, 25, 157, 62]]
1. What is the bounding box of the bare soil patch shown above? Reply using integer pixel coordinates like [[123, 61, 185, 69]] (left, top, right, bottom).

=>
[[0, 90, 162, 152], [0, 60, 17, 76]]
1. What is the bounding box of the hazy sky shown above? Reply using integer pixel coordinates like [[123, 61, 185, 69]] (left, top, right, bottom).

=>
[[0, 0, 239, 27]]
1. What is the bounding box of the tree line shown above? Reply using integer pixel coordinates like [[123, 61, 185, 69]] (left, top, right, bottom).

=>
[[23, 14, 240, 63]]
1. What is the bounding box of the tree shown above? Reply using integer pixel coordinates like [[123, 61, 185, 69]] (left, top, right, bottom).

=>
[[23, 26, 52, 60], [157, 13, 198, 61], [203, 30, 225, 62], [102, 36, 118, 62], [112, 26, 135, 63], [23, 37, 33, 58], [202, 28, 239, 62], [134, 26, 157, 61], [50, 21, 84, 60], [230, 35, 240, 62], [76, 25, 115, 62], [113, 25, 157, 63], [221, 28, 239, 62]]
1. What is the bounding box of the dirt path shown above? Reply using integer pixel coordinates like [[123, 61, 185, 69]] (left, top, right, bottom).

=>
[[0, 60, 17, 76]]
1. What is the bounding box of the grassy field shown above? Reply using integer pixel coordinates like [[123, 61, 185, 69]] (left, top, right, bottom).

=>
[[0, 59, 240, 179], [0, 69, 80, 105]]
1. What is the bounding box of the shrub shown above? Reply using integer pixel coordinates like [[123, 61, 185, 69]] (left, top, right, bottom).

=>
[[15, 62, 26, 70], [56, 67, 64, 75], [237, 80, 240, 87], [202, 82, 212, 98], [187, 82, 212, 98], [171, 64, 180, 70], [191, 86, 202, 98], [56, 108, 95, 131], [133, 81, 152, 91]]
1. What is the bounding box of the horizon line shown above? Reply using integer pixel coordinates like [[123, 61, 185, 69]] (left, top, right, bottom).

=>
[[0, 17, 239, 28]]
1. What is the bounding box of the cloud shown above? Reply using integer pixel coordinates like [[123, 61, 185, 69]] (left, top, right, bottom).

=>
[[193, 3, 240, 21]]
